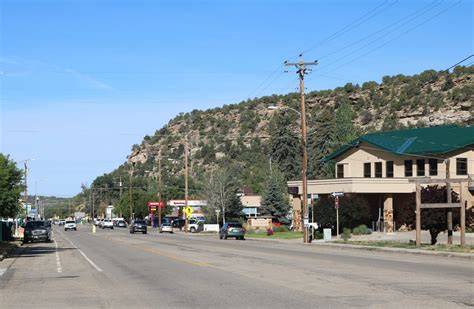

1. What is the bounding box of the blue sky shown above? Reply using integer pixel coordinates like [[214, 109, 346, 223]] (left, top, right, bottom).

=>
[[1, 0, 472, 197]]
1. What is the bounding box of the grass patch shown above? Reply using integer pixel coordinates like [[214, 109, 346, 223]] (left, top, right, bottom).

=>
[[332, 240, 474, 253], [246, 231, 303, 240]]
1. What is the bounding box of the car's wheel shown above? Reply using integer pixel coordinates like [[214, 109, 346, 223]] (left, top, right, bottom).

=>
[[74, 228, 77, 231], [143, 231, 147, 234], [111, 227, 113, 230], [190, 227, 196, 233]]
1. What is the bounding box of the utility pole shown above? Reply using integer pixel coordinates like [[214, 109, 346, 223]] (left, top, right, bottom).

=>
[[446, 159, 453, 245], [184, 135, 189, 233], [158, 150, 162, 227], [24, 162, 29, 220], [129, 165, 134, 222], [284, 55, 318, 244]]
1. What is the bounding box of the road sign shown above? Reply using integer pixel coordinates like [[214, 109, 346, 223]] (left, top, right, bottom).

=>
[[184, 206, 193, 215], [331, 192, 344, 197], [186, 214, 193, 219], [148, 202, 160, 207], [158, 202, 165, 208], [303, 218, 309, 227], [335, 196, 339, 209]]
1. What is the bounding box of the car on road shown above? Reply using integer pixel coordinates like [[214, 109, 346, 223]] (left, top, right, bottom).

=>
[[24, 220, 52, 243], [220, 222, 245, 240], [102, 219, 114, 229], [59, 219, 66, 226], [159, 223, 173, 234], [130, 220, 147, 234], [187, 219, 201, 233], [117, 220, 127, 228], [64, 220, 77, 231], [171, 219, 186, 229]]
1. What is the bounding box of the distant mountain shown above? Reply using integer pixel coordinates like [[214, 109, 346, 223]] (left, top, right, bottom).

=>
[[76, 66, 473, 211]]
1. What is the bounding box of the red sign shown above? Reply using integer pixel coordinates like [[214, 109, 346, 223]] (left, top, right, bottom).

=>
[[335, 196, 339, 209], [148, 201, 165, 208]]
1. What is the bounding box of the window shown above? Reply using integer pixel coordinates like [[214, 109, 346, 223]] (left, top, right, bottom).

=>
[[404, 160, 413, 177], [429, 159, 438, 176], [386, 161, 394, 178], [456, 158, 468, 175], [375, 162, 382, 178], [336, 164, 344, 178], [364, 163, 371, 178], [416, 159, 425, 176]]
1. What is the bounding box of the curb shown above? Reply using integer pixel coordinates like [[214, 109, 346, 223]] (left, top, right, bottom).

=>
[[312, 242, 474, 259]]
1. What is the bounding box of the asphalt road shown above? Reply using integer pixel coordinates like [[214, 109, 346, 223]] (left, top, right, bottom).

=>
[[1, 225, 472, 308]]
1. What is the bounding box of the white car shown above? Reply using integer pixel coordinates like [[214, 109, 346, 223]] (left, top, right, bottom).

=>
[[102, 219, 114, 229], [64, 220, 77, 231], [159, 223, 174, 234]]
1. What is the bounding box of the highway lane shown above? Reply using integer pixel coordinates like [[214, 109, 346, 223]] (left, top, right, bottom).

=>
[[1, 224, 473, 308]]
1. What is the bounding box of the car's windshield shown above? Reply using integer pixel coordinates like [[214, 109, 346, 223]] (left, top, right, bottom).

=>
[[25, 221, 45, 228], [228, 223, 242, 228], [66, 221, 75, 224], [134, 220, 146, 224]]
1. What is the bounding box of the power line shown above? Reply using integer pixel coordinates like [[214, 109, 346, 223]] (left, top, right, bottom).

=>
[[445, 54, 474, 71], [311, 0, 462, 79], [299, 0, 398, 56]]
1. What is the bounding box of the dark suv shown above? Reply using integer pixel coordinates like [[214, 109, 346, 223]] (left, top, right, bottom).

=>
[[130, 220, 147, 234], [220, 222, 245, 240], [171, 219, 186, 229], [24, 220, 52, 243]]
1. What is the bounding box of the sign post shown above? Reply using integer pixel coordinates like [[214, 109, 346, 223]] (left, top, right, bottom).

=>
[[335, 196, 339, 239], [331, 192, 343, 240]]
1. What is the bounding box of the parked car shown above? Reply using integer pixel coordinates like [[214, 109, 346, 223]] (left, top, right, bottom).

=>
[[23, 220, 52, 243], [159, 223, 173, 234], [64, 220, 77, 231], [171, 219, 186, 229], [58, 219, 66, 226], [102, 219, 114, 229], [117, 220, 127, 228], [130, 220, 147, 234], [187, 219, 201, 233], [220, 222, 245, 240], [272, 217, 291, 227]]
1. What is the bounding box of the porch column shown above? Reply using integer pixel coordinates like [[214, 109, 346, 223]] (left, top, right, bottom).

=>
[[383, 193, 394, 233], [291, 195, 302, 232]]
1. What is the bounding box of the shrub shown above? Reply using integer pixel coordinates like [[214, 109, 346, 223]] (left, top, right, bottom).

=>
[[352, 224, 369, 235], [266, 228, 274, 236], [342, 228, 351, 241]]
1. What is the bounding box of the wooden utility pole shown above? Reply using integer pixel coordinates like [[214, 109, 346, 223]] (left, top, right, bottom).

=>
[[24, 162, 29, 220], [158, 150, 162, 227], [416, 183, 421, 246], [446, 159, 453, 245], [184, 135, 189, 233], [284, 55, 318, 244], [129, 166, 134, 222]]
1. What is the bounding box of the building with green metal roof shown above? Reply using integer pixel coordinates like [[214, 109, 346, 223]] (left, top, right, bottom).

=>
[[287, 125, 473, 234]]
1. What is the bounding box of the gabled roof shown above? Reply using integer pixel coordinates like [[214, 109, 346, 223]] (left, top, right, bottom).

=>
[[325, 125, 474, 161]]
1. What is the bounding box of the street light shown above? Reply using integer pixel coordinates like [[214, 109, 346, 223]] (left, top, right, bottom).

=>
[[268, 104, 310, 243]]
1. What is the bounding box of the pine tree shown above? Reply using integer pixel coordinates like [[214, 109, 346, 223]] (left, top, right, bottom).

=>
[[260, 169, 290, 217], [308, 108, 336, 179], [269, 112, 301, 181]]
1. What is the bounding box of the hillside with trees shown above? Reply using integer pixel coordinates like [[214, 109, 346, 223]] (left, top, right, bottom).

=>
[[73, 66, 473, 219]]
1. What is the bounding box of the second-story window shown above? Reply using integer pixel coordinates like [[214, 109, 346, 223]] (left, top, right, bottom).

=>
[[417, 159, 425, 176], [375, 162, 382, 178], [386, 161, 394, 178], [456, 158, 468, 175], [404, 160, 413, 177], [336, 164, 344, 178], [429, 159, 438, 176], [364, 163, 371, 178]]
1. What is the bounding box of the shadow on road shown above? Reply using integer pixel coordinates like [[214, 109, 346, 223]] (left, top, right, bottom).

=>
[[9, 244, 77, 258]]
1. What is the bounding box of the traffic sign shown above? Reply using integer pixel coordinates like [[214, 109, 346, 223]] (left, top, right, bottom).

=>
[[335, 196, 339, 209], [186, 214, 193, 219], [184, 206, 193, 215], [331, 192, 344, 197]]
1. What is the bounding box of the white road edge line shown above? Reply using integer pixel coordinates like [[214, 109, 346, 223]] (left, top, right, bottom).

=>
[[61, 233, 103, 272], [54, 240, 63, 273]]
